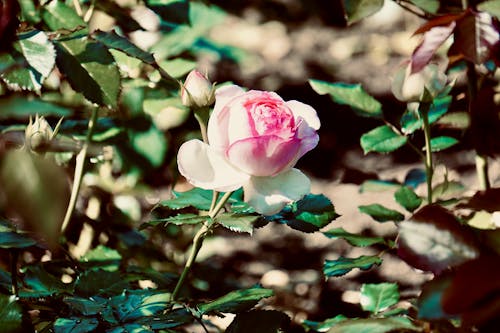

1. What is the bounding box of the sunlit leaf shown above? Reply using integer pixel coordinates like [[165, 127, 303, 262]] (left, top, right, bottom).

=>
[[323, 228, 387, 247], [198, 286, 274, 314], [359, 204, 405, 222], [147, 214, 207, 228], [80, 245, 122, 271], [395, 186, 422, 212], [64, 296, 107, 316], [41, 0, 85, 30], [226, 310, 291, 333], [216, 214, 260, 235], [159, 187, 213, 211], [359, 180, 400, 193], [341, 0, 384, 25], [400, 96, 452, 134], [360, 283, 400, 314], [92, 30, 155, 65], [397, 205, 480, 274], [302, 315, 348, 332], [129, 124, 167, 168], [54, 317, 99, 333], [309, 80, 382, 118], [109, 290, 170, 322], [326, 317, 420, 333], [324, 255, 382, 278], [428, 136, 459, 152], [360, 125, 407, 154]]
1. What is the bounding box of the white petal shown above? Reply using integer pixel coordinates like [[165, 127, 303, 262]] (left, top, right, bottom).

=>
[[244, 168, 311, 215], [212, 85, 245, 116], [177, 139, 249, 192], [286, 100, 321, 130]]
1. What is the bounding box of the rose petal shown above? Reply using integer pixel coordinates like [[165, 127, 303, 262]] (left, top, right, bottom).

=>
[[296, 120, 320, 157], [286, 100, 321, 130], [244, 168, 311, 215], [227, 135, 301, 177], [177, 139, 249, 192]]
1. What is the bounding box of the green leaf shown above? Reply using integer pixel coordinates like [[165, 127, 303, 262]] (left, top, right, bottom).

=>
[[109, 290, 170, 322], [216, 214, 259, 235], [42, 0, 86, 30], [358, 204, 405, 222], [309, 80, 382, 118], [54, 317, 99, 333], [226, 310, 291, 333], [360, 125, 407, 154], [428, 136, 459, 152], [63, 296, 107, 316], [0, 295, 23, 333], [129, 124, 167, 168], [0, 30, 55, 91], [158, 58, 197, 78], [323, 228, 387, 247], [342, 0, 385, 25], [197, 286, 274, 314], [160, 188, 214, 211], [75, 269, 129, 297], [80, 245, 122, 271], [21, 265, 73, 297], [0, 230, 36, 249], [359, 180, 400, 193], [92, 30, 155, 64], [0, 95, 71, 119], [302, 315, 348, 332], [400, 96, 452, 134], [148, 214, 207, 228], [410, 0, 440, 13], [432, 180, 465, 201], [54, 33, 120, 108], [417, 274, 453, 319], [436, 111, 470, 130], [360, 283, 400, 314], [478, 0, 500, 19], [19, 0, 40, 24], [394, 186, 422, 212], [326, 317, 420, 333], [324, 255, 383, 278]]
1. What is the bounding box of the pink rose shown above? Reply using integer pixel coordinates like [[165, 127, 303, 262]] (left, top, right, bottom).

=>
[[177, 85, 320, 215]]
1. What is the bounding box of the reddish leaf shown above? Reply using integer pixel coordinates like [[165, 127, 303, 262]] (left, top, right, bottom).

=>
[[0, 0, 20, 52], [397, 205, 480, 274], [413, 13, 464, 35], [449, 10, 500, 64], [411, 22, 455, 73]]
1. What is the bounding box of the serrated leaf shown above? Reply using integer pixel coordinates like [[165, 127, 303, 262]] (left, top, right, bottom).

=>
[[360, 125, 407, 154], [109, 290, 170, 322], [324, 255, 382, 278], [92, 30, 155, 64], [309, 80, 382, 118], [323, 228, 387, 247], [42, 0, 86, 30], [478, 0, 500, 19], [395, 186, 422, 212], [341, 0, 384, 25], [197, 286, 274, 314], [63, 296, 107, 316], [216, 214, 259, 234], [411, 22, 455, 73], [326, 317, 420, 333], [0, 295, 23, 333], [226, 310, 291, 333], [54, 33, 120, 108], [428, 136, 459, 152], [400, 96, 452, 134], [359, 204, 405, 222], [148, 214, 207, 227], [80, 245, 122, 271], [54, 317, 99, 333], [302, 315, 348, 332], [397, 205, 480, 274], [159, 188, 213, 211], [360, 283, 400, 314]]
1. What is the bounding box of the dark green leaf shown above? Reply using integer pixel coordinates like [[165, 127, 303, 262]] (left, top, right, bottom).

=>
[[109, 290, 170, 322], [394, 186, 422, 212], [197, 286, 274, 314], [54, 317, 99, 333], [342, 0, 385, 25], [22, 265, 73, 296], [417, 274, 453, 319], [63, 296, 107, 316], [360, 283, 400, 314], [397, 205, 480, 274], [309, 80, 382, 118], [284, 194, 339, 232], [400, 96, 452, 134], [106, 324, 153, 333], [226, 310, 291, 333], [0, 228, 36, 249], [324, 255, 383, 278], [138, 308, 194, 329], [92, 30, 155, 64], [0, 295, 23, 333], [404, 168, 426, 189], [75, 269, 129, 297], [323, 228, 387, 247], [428, 136, 459, 152], [326, 317, 420, 333], [129, 124, 167, 168], [42, 0, 86, 30], [360, 125, 407, 154], [358, 204, 405, 222], [216, 214, 259, 235], [302, 315, 347, 332], [80, 245, 122, 271], [160, 187, 213, 211], [0, 95, 71, 118], [55, 33, 120, 108]]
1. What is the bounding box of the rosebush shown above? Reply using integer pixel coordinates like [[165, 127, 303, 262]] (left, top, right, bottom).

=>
[[178, 84, 320, 215]]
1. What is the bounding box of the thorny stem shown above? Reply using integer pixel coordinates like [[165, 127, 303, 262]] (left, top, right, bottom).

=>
[[420, 103, 434, 204], [61, 108, 98, 233], [10, 250, 18, 296], [170, 191, 233, 302]]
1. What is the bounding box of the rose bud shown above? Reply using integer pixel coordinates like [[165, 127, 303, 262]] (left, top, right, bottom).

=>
[[180, 70, 215, 108], [392, 62, 447, 103]]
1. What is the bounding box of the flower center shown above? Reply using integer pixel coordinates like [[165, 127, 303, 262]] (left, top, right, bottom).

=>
[[245, 96, 295, 137]]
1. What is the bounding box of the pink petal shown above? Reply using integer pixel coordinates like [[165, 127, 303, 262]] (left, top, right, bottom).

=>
[[177, 139, 249, 192], [244, 168, 311, 215], [286, 100, 321, 130]]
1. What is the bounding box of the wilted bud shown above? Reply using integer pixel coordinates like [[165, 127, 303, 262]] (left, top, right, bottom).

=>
[[392, 62, 447, 103], [25, 115, 53, 151], [180, 70, 215, 108]]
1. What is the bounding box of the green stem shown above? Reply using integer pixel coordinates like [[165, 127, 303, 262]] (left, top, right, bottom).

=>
[[420, 103, 433, 204], [194, 112, 208, 143], [10, 250, 18, 296], [170, 191, 233, 301], [61, 108, 98, 233]]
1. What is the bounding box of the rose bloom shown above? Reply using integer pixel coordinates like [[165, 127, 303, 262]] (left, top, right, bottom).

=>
[[391, 62, 447, 103], [177, 85, 320, 215]]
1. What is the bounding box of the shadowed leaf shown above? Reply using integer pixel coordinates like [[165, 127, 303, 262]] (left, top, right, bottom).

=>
[[341, 0, 384, 25], [198, 286, 273, 314], [226, 310, 291, 333], [323, 228, 387, 247]]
